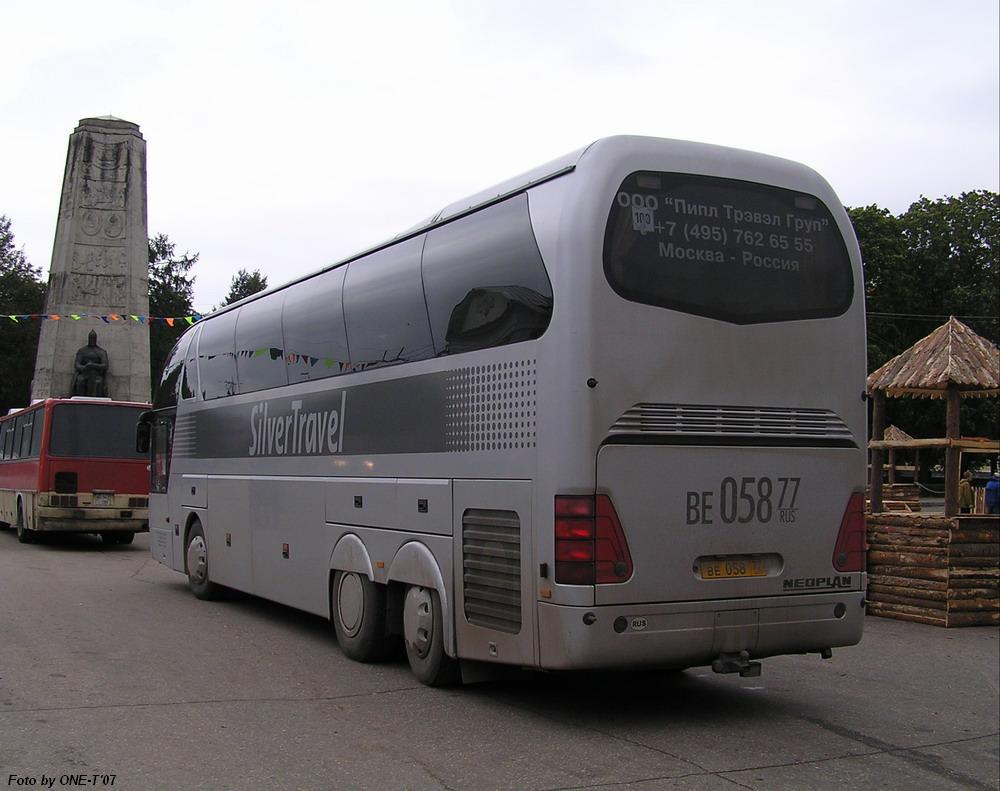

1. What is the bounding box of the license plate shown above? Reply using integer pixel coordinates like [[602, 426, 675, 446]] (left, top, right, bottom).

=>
[[93, 494, 113, 507], [699, 557, 768, 580]]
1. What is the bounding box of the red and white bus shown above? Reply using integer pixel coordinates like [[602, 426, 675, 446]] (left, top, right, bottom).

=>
[[0, 398, 150, 545]]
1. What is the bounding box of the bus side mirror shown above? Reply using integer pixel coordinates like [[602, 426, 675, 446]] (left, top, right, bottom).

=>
[[136, 421, 151, 454]]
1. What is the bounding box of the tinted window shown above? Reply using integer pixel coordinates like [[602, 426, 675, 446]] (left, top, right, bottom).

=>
[[49, 404, 146, 459], [604, 172, 853, 324], [343, 236, 433, 370], [282, 268, 350, 383], [9, 416, 23, 459], [235, 294, 288, 393], [153, 333, 192, 410], [30, 410, 43, 457], [0, 421, 12, 460], [181, 325, 201, 400], [19, 412, 35, 458], [423, 194, 552, 355], [198, 309, 240, 399]]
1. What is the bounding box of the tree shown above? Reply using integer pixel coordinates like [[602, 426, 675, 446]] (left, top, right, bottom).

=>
[[148, 233, 198, 389], [849, 190, 999, 454], [0, 215, 46, 413], [218, 268, 268, 309]]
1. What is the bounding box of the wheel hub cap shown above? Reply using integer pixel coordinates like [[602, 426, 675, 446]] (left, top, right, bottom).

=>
[[404, 586, 434, 660], [337, 573, 365, 637], [187, 535, 208, 584]]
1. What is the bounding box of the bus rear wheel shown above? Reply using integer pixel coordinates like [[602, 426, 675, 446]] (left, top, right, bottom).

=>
[[331, 570, 390, 662], [185, 522, 221, 600], [403, 586, 458, 686]]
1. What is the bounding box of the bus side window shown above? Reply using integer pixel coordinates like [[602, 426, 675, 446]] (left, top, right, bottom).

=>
[[422, 193, 553, 356], [235, 292, 288, 394], [198, 309, 240, 400], [30, 411, 43, 457], [343, 235, 433, 370], [181, 361, 197, 400], [282, 267, 350, 382], [0, 422, 9, 460], [180, 324, 201, 400], [19, 414, 34, 459], [10, 415, 23, 460], [154, 333, 192, 410]]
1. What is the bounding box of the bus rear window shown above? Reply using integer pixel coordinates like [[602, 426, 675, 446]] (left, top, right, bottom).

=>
[[49, 405, 147, 459], [603, 172, 853, 324]]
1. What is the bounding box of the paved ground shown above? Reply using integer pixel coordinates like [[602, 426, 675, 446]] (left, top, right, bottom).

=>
[[1, 530, 997, 791]]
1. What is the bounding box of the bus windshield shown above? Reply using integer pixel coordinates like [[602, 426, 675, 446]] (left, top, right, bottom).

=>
[[603, 172, 853, 324], [49, 404, 147, 459]]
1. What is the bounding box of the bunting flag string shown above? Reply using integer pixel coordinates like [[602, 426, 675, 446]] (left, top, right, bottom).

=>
[[4, 313, 203, 325]]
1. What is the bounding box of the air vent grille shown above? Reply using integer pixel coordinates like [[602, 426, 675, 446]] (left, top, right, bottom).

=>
[[610, 403, 853, 441], [462, 509, 522, 634]]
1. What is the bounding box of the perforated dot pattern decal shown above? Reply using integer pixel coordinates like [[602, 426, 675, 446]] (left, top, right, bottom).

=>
[[445, 360, 537, 451]]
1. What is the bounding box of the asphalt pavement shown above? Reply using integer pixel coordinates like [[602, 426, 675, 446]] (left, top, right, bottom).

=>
[[1, 531, 997, 791]]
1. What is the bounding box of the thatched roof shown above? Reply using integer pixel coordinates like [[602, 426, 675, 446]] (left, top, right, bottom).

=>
[[867, 317, 999, 399], [883, 425, 914, 442]]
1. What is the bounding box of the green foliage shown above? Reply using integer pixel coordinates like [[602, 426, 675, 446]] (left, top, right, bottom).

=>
[[148, 233, 198, 390], [0, 215, 46, 413], [218, 268, 268, 309], [849, 190, 999, 457]]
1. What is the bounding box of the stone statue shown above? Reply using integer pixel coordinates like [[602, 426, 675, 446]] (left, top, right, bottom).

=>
[[72, 330, 109, 397]]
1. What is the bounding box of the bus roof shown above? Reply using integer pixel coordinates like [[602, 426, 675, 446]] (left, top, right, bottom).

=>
[[194, 135, 823, 322]]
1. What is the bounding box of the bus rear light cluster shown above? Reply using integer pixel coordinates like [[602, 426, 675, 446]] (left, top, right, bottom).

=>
[[833, 491, 866, 572], [50, 494, 78, 507], [128, 497, 148, 508], [554, 495, 634, 585]]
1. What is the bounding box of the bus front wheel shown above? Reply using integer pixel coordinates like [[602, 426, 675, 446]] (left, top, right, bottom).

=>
[[185, 522, 221, 600], [403, 586, 458, 686], [15, 503, 35, 544], [331, 571, 390, 662]]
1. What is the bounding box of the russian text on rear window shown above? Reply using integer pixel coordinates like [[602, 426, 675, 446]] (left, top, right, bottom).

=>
[[604, 172, 853, 324]]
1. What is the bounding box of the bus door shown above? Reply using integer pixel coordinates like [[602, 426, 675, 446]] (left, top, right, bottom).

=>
[[147, 410, 176, 567]]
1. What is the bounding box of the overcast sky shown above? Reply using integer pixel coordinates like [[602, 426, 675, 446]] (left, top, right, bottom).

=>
[[2, 0, 997, 313]]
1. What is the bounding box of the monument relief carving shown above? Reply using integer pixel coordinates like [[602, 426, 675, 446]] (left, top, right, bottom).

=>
[[81, 179, 127, 210]]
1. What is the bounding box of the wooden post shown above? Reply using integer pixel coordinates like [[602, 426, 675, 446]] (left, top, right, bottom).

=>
[[869, 390, 886, 513], [944, 385, 961, 517], [888, 448, 897, 485], [914, 449, 921, 487]]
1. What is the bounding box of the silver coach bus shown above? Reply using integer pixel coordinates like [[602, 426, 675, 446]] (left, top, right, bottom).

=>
[[139, 136, 867, 685]]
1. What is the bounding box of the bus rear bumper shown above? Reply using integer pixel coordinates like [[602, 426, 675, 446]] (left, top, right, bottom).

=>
[[35, 507, 149, 533], [536, 591, 865, 671]]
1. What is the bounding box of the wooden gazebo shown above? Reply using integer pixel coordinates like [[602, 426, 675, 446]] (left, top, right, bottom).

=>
[[867, 317, 999, 516], [864, 317, 999, 627]]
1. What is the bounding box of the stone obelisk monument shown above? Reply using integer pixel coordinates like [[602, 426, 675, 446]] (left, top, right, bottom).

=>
[[31, 117, 151, 403]]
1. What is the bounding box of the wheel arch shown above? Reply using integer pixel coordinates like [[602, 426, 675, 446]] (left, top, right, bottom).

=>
[[329, 533, 375, 579]]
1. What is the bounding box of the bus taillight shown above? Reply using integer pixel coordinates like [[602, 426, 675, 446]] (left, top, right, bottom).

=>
[[833, 492, 866, 572], [555, 495, 633, 585]]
